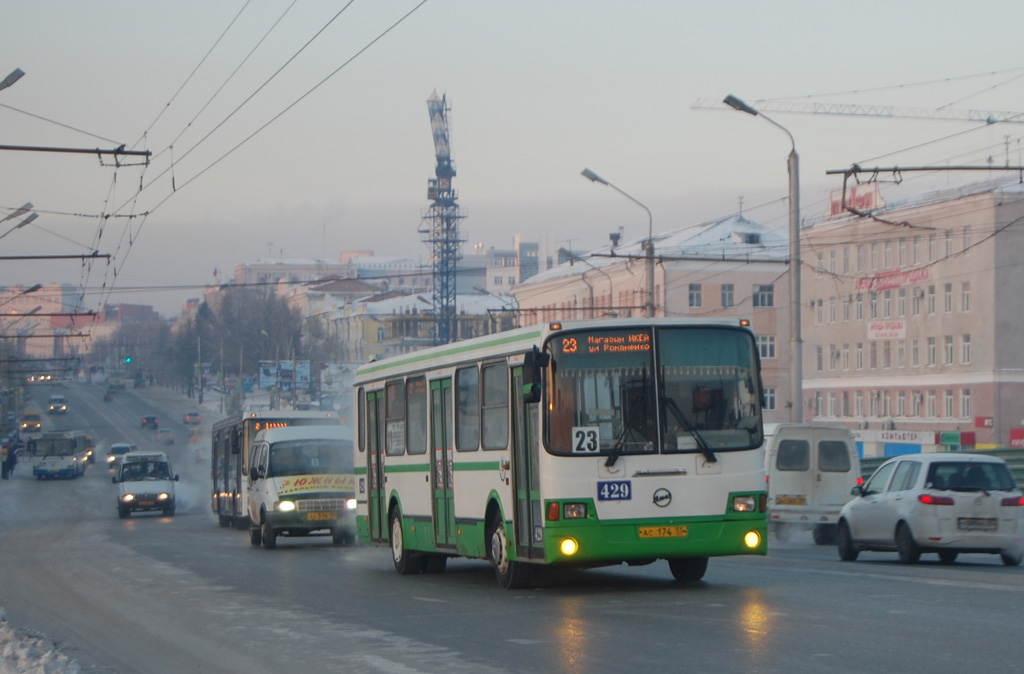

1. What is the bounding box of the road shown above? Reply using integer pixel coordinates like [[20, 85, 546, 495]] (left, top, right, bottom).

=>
[[1, 380, 1022, 674]]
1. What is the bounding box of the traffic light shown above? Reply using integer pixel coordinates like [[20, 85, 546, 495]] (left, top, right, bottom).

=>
[[125, 356, 132, 364]]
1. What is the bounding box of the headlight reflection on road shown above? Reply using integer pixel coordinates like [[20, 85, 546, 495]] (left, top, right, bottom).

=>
[[555, 596, 589, 674], [738, 590, 774, 654]]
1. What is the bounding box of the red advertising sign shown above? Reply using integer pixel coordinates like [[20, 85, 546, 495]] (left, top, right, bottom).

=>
[[1011, 428, 1024, 448], [974, 416, 994, 428]]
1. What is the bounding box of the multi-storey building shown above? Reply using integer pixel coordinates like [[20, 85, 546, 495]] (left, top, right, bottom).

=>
[[802, 179, 1024, 453]]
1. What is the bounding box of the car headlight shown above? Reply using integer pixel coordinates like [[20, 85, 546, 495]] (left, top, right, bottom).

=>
[[277, 500, 296, 512], [122, 494, 135, 502], [157, 493, 169, 501]]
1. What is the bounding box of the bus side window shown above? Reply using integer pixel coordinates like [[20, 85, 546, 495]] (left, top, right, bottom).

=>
[[481, 362, 509, 450], [456, 366, 480, 451]]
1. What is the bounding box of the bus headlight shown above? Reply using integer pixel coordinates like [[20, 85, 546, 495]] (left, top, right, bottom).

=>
[[744, 530, 761, 549], [732, 495, 757, 512], [277, 500, 296, 512], [559, 538, 579, 556], [563, 503, 587, 519]]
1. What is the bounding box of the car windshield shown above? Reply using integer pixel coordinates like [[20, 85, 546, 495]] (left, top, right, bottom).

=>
[[926, 461, 1016, 492], [122, 461, 170, 480]]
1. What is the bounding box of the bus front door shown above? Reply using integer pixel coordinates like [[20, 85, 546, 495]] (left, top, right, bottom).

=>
[[512, 367, 544, 560], [431, 379, 456, 549], [367, 390, 388, 543]]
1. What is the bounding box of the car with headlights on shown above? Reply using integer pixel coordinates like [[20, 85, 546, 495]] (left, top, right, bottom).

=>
[[21, 412, 42, 434], [106, 442, 137, 470], [112, 451, 178, 518], [837, 452, 1024, 566]]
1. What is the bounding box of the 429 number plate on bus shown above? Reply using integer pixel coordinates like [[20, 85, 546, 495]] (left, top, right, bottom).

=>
[[597, 480, 632, 501]]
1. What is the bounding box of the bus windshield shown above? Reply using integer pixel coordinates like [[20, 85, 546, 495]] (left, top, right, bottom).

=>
[[32, 438, 77, 457], [545, 326, 762, 457]]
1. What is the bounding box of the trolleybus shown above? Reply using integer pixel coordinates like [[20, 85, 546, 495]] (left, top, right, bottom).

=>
[[210, 409, 339, 528], [354, 318, 768, 588]]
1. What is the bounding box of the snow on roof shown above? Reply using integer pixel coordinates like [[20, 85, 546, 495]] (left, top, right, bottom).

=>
[[354, 292, 512, 316]]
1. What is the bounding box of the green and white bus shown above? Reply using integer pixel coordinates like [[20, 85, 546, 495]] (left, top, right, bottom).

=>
[[354, 318, 768, 588]]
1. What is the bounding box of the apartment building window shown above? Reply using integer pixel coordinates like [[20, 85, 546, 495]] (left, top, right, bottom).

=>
[[870, 292, 878, 319], [897, 340, 905, 369], [842, 343, 850, 370], [855, 294, 864, 321], [944, 335, 954, 365], [815, 393, 823, 417], [897, 391, 906, 417], [753, 284, 774, 307], [829, 344, 838, 371], [689, 283, 702, 308], [882, 290, 891, 318], [842, 295, 851, 322], [927, 337, 936, 366], [960, 388, 971, 418], [912, 235, 921, 265], [963, 225, 972, 255], [911, 390, 921, 417], [856, 343, 864, 370], [828, 392, 837, 417], [842, 392, 850, 417], [883, 341, 891, 369], [494, 276, 503, 285], [927, 286, 936, 314], [817, 252, 824, 278], [856, 245, 864, 271], [929, 233, 937, 262], [756, 335, 776, 359], [945, 230, 954, 258], [944, 389, 954, 418], [763, 387, 776, 411], [842, 247, 850, 273], [829, 296, 836, 323], [829, 250, 837, 275], [943, 283, 953, 313], [815, 299, 823, 325], [870, 243, 878, 269], [883, 391, 892, 417], [927, 390, 936, 418], [816, 345, 823, 371], [721, 283, 734, 308], [961, 334, 971, 364], [911, 338, 919, 368], [870, 392, 879, 417], [884, 241, 892, 268], [870, 342, 877, 369], [911, 288, 921, 316], [897, 288, 906, 317], [898, 237, 906, 267], [855, 390, 864, 416], [961, 282, 971, 312]]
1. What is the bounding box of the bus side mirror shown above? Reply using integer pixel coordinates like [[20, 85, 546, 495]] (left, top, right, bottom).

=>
[[522, 346, 550, 404], [249, 466, 259, 482]]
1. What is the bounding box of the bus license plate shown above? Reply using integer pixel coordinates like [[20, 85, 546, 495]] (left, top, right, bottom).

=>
[[638, 525, 688, 539], [598, 480, 632, 501], [307, 512, 337, 521]]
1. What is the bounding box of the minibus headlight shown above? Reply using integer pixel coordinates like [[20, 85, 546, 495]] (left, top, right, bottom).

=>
[[157, 493, 169, 501], [121, 493, 135, 503], [277, 500, 296, 512], [345, 498, 357, 510]]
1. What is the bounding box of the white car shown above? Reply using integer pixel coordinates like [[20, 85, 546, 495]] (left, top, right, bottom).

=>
[[838, 452, 1024, 566]]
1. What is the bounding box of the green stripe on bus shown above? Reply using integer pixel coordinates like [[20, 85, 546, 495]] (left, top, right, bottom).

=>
[[453, 461, 501, 471], [384, 463, 430, 473], [357, 330, 543, 375]]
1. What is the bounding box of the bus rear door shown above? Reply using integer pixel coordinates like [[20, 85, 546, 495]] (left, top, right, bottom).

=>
[[431, 379, 456, 549]]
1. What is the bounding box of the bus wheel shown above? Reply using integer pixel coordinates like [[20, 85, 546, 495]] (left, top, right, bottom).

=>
[[261, 519, 277, 550], [390, 511, 423, 574], [249, 526, 262, 547], [424, 554, 448, 574], [668, 556, 708, 582], [489, 512, 532, 589]]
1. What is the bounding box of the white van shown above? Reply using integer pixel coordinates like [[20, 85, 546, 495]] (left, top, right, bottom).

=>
[[112, 451, 178, 518], [247, 425, 356, 549], [764, 424, 862, 544]]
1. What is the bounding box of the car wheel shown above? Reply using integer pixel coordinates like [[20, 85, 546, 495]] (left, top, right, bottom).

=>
[[489, 511, 532, 589], [938, 551, 958, 564], [390, 510, 423, 575], [261, 518, 277, 550], [837, 520, 859, 561], [668, 556, 709, 582], [1000, 550, 1023, 567], [896, 522, 920, 564], [118, 505, 130, 519], [249, 526, 262, 547]]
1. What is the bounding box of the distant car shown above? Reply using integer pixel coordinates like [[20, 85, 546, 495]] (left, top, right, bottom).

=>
[[182, 411, 201, 425], [47, 395, 68, 415], [21, 412, 42, 433], [156, 429, 175, 445], [141, 416, 159, 430], [838, 452, 1024, 566], [107, 443, 137, 470]]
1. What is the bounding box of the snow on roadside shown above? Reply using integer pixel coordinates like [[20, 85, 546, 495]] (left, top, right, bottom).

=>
[[0, 608, 79, 674]]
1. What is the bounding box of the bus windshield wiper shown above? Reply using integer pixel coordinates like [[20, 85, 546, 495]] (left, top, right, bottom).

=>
[[607, 393, 646, 468], [664, 396, 716, 463]]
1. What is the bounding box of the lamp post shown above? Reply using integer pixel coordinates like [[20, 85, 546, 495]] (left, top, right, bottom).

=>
[[581, 168, 655, 317], [0, 68, 24, 93], [724, 94, 803, 421]]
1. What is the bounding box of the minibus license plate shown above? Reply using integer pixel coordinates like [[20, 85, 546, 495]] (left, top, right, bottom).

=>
[[307, 512, 337, 521], [638, 525, 687, 539], [958, 517, 996, 531], [138, 500, 155, 507]]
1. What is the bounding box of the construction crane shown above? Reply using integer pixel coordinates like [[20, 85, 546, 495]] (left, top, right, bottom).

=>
[[690, 98, 1024, 124], [420, 90, 465, 345]]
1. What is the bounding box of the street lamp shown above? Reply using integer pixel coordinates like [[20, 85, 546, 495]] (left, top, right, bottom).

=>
[[724, 94, 803, 421], [0, 209, 38, 242], [0, 68, 24, 93], [580, 169, 655, 317]]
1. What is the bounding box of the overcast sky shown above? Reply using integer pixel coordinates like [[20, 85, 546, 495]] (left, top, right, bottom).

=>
[[3, 1, 1024, 315]]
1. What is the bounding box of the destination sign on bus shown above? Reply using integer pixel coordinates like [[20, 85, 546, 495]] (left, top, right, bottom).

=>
[[253, 421, 292, 431], [559, 330, 651, 356]]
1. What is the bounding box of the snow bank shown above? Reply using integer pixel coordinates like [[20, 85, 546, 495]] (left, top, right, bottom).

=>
[[0, 608, 78, 674]]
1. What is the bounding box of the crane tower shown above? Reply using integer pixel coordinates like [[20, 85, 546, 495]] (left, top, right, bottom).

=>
[[421, 90, 465, 345]]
